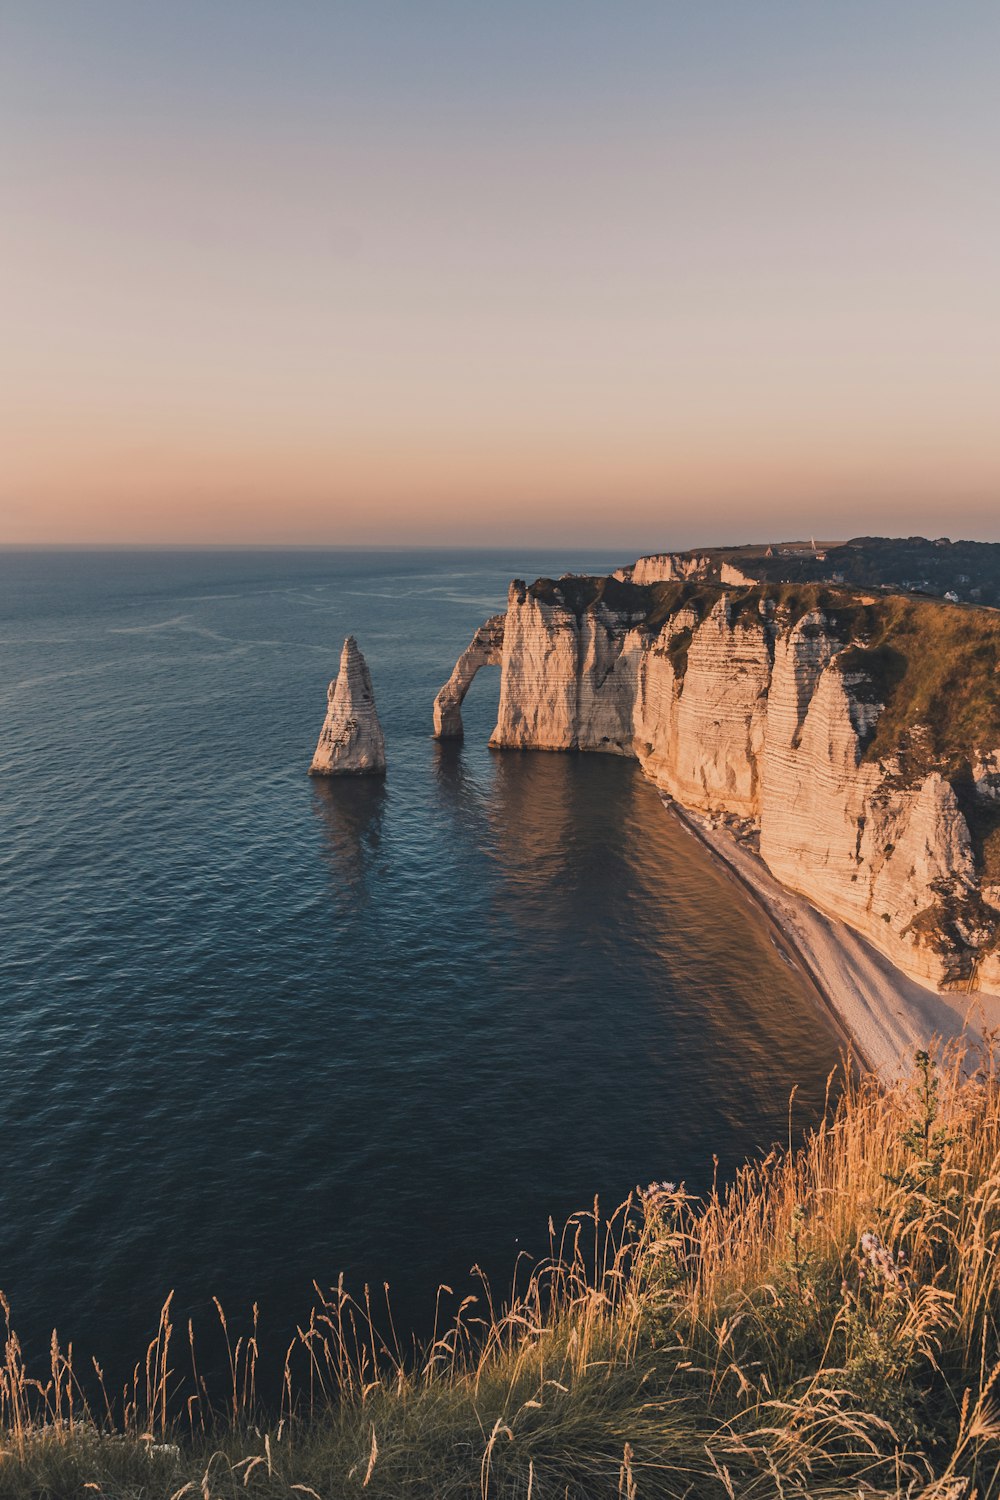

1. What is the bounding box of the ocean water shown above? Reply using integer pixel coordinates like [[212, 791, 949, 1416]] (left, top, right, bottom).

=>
[[0, 548, 842, 1391]]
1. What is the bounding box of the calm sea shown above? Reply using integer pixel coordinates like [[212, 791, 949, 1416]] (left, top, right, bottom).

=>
[[0, 548, 841, 1391]]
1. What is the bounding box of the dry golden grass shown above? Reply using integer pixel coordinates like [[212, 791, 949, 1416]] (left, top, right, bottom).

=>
[[5, 1043, 1000, 1497]]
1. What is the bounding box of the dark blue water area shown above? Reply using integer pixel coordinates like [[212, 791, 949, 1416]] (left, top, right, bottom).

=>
[[0, 548, 842, 1397]]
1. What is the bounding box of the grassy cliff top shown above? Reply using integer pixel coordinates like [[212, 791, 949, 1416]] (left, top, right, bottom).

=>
[[627, 534, 1000, 608], [4, 1050, 1000, 1497], [526, 574, 1000, 773]]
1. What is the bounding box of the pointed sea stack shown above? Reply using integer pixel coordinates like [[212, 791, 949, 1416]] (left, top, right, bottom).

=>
[[309, 636, 386, 776]]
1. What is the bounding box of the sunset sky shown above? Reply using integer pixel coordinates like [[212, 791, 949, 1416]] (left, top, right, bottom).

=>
[[2, 2, 998, 548]]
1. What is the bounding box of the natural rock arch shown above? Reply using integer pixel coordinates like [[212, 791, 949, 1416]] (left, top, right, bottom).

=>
[[432, 613, 506, 739]]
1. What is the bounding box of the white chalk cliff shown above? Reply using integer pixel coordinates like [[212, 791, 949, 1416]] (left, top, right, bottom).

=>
[[436, 575, 1000, 995], [615, 552, 715, 585], [310, 636, 386, 776]]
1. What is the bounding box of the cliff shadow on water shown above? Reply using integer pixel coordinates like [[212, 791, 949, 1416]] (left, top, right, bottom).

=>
[[434, 745, 846, 1180]]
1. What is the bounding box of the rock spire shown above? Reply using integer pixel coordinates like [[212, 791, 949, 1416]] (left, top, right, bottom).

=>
[[309, 636, 386, 776]]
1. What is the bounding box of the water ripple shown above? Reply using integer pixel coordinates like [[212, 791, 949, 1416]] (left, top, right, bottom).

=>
[[0, 547, 842, 1387]]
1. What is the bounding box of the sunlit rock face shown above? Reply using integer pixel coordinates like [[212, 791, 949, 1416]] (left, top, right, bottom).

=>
[[618, 552, 714, 584], [440, 573, 1000, 995], [636, 596, 772, 816], [432, 613, 505, 739], [309, 636, 386, 776], [490, 582, 580, 750], [490, 580, 646, 753], [720, 563, 758, 587], [757, 642, 979, 989]]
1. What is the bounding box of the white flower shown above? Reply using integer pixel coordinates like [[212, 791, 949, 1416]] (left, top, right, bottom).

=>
[[860, 1230, 900, 1286]]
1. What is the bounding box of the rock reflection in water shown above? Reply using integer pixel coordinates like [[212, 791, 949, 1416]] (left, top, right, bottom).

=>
[[433, 739, 486, 822], [478, 749, 843, 1147], [311, 777, 387, 892], [485, 750, 607, 930]]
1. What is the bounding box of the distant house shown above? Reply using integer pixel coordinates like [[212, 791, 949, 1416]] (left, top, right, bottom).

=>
[[944, 591, 960, 603]]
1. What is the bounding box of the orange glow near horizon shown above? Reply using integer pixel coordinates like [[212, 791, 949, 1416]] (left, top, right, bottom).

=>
[[2, 4, 998, 547], [5, 420, 1000, 549]]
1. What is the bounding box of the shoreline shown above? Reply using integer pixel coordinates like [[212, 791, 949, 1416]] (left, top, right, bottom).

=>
[[662, 795, 999, 1080], [665, 799, 870, 1073]]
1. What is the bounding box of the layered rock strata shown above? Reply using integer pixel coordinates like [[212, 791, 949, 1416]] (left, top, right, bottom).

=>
[[440, 576, 1000, 995], [310, 636, 386, 776], [616, 552, 714, 585]]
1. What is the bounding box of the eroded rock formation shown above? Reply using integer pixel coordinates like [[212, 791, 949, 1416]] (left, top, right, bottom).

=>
[[443, 572, 1000, 995], [616, 552, 714, 585], [432, 613, 505, 739], [310, 636, 386, 776]]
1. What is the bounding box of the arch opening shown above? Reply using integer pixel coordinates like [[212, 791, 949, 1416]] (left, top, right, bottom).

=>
[[432, 613, 506, 740]]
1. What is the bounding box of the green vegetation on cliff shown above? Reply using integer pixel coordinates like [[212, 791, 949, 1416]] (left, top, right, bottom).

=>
[[813, 593, 1000, 772], [6, 1050, 1000, 1498], [526, 574, 1000, 776], [627, 536, 1000, 608]]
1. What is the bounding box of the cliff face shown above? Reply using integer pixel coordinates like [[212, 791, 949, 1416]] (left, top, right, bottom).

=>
[[446, 576, 1000, 994], [490, 581, 646, 753], [634, 596, 772, 816], [310, 636, 386, 776], [617, 552, 714, 585]]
